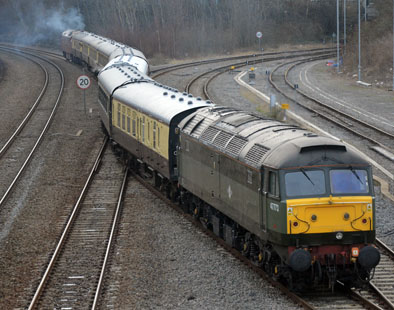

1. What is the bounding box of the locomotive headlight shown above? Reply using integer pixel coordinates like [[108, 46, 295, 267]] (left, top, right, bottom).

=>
[[343, 213, 350, 221], [311, 214, 317, 222], [336, 232, 343, 240]]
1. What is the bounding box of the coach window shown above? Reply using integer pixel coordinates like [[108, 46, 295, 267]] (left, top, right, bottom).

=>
[[158, 127, 160, 147], [117, 103, 121, 127], [142, 117, 145, 143], [148, 121, 150, 142], [139, 118, 142, 138], [127, 109, 131, 134], [153, 122, 157, 149], [121, 106, 126, 130], [83, 44, 88, 56], [132, 112, 136, 137], [268, 171, 279, 197]]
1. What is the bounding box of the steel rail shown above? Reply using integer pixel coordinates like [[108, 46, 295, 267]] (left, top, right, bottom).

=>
[[197, 52, 335, 102], [0, 47, 65, 208], [28, 137, 108, 310], [151, 47, 335, 77], [375, 238, 394, 259], [369, 282, 394, 310], [370, 238, 394, 309], [268, 58, 394, 153], [185, 51, 332, 97], [186, 51, 334, 97], [0, 48, 49, 158], [91, 166, 129, 309], [284, 59, 394, 144]]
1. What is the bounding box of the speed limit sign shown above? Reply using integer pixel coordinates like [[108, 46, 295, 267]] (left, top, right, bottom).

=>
[[77, 75, 91, 89]]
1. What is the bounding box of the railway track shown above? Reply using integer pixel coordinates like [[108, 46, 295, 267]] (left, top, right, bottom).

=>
[[269, 59, 394, 163], [150, 47, 335, 78], [28, 138, 128, 309], [356, 239, 394, 309], [185, 50, 335, 101], [0, 46, 64, 208]]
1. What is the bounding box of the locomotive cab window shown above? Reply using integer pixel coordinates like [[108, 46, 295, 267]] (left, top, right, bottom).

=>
[[268, 171, 279, 197], [285, 169, 326, 198], [330, 169, 369, 195]]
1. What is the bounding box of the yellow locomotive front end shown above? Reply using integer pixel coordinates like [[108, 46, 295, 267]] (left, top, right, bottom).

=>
[[281, 166, 380, 289]]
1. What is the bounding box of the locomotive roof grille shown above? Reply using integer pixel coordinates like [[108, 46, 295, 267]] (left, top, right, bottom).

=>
[[244, 144, 270, 166], [200, 126, 220, 143], [224, 136, 248, 157], [212, 131, 233, 149], [300, 145, 347, 153]]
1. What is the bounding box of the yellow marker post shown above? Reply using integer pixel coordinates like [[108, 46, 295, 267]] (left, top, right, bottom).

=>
[[281, 103, 289, 121]]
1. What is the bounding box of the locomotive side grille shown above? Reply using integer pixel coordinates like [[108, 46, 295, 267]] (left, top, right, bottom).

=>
[[244, 144, 270, 166], [212, 131, 232, 149], [225, 136, 248, 157], [200, 126, 220, 143]]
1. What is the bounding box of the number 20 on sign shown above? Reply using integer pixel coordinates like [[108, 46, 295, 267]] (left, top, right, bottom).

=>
[[77, 75, 91, 89]]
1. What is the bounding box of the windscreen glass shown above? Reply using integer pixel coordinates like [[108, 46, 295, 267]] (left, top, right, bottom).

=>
[[330, 169, 369, 194], [285, 170, 326, 197]]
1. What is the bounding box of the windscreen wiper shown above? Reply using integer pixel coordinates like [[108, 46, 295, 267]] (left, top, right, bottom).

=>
[[349, 166, 363, 184], [300, 168, 315, 186]]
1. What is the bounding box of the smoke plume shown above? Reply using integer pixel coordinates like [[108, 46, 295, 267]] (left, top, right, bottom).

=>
[[0, 1, 85, 46]]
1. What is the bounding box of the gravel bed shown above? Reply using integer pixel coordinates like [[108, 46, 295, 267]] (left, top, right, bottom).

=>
[[0, 55, 103, 309], [0, 50, 44, 146], [100, 177, 298, 310]]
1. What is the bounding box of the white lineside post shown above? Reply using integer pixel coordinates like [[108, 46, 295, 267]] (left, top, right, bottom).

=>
[[344, 0, 347, 54], [337, 0, 340, 73], [358, 0, 362, 81]]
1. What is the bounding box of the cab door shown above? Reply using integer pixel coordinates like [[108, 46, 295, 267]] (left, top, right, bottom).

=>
[[265, 169, 281, 234], [260, 170, 267, 232]]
